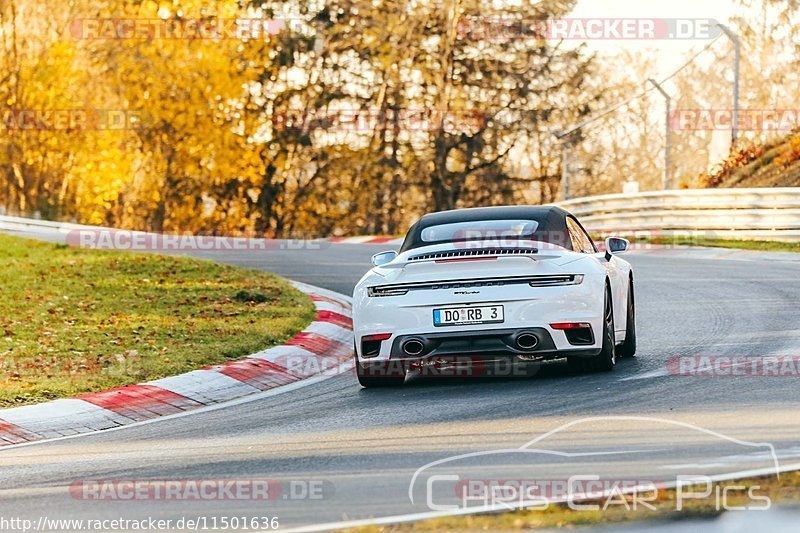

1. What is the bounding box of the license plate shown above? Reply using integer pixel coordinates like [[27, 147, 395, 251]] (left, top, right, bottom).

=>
[[433, 305, 504, 326]]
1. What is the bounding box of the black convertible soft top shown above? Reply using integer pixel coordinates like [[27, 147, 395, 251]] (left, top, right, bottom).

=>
[[399, 205, 578, 253]]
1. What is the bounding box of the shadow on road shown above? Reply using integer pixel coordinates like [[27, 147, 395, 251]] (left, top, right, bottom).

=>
[[363, 356, 647, 390]]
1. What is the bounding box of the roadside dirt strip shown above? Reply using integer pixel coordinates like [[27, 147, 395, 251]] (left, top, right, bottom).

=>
[[327, 236, 404, 245], [0, 281, 353, 446]]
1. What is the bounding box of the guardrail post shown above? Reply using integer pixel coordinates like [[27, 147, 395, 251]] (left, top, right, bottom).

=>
[[717, 24, 741, 148], [551, 129, 572, 200], [560, 138, 571, 200], [648, 78, 672, 190]]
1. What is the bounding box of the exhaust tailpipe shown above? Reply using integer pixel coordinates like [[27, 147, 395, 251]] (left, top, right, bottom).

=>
[[515, 333, 539, 350], [402, 339, 425, 356]]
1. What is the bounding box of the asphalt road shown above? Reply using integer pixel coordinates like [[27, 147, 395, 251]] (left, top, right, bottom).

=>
[[2, 230, 800, 531]]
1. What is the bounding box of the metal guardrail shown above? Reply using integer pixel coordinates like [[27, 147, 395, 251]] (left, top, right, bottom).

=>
[[0, 214, 97, 235], [4, 187, 800, 243], [557, 187, 800, 242]]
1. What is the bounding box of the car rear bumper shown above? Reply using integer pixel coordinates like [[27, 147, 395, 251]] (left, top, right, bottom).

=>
[[388, 327, 599, 360], [353, 267, 608, 361], [356, 332, 602, 379]]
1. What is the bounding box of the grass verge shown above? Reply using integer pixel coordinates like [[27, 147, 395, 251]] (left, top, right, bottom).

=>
[[348, 471, 800, 532], [0, 233, 316, 407], [636, 236, 800, 253]]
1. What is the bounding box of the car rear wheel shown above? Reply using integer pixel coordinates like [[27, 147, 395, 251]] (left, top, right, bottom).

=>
[[568, 286, 616, 373], [618, 279, 637, 358]]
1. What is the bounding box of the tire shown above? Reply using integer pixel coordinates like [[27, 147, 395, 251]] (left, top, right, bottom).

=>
[[568, 286, 616, 373], [356, 359, 406, 387], [617, 278, 637, 358]]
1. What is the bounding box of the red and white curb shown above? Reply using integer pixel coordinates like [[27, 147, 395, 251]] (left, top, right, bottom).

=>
[[0, 281, 352, 447]]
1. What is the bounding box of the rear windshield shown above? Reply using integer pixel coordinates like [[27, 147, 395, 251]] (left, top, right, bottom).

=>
[[419, 219, 539, 244]]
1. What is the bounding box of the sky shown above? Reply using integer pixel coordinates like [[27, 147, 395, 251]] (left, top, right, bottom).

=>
[[566, 0, 743, 168], [571, 0, 739, 72]]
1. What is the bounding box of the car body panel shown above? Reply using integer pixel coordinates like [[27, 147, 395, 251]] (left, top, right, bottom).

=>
[[352, 206, 633, 368]]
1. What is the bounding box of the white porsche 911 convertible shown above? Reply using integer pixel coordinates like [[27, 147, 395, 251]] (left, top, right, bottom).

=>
[[352, 206, 636, 387]]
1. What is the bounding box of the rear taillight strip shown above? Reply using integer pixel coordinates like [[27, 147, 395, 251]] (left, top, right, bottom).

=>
[[367, 274, 582, 297]]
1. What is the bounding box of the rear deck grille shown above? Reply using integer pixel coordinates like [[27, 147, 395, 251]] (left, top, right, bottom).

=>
[[408, 248, 538, 262], [367, 274, 582, 297]]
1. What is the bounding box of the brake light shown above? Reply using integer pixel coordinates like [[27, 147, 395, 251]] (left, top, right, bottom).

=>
[[435, 256, 498, 263], [550, 322, 592, 330], [362, 333, 392, 342], [360, 333, 392, 359]]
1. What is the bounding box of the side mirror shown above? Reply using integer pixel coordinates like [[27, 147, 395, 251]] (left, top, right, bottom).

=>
[[604, 237, 630, 259], [371, 250, 398, 267]]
